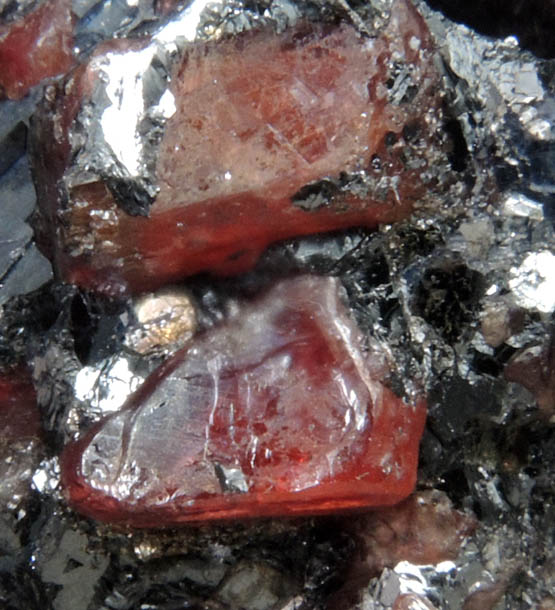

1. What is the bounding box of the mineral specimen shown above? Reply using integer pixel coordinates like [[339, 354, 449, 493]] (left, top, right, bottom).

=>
[[32, 0, 446, 294], [357, 490, 476, 571], [0, 0, 74, 100], [393, 594, 438, 610], [61, 276, 426, 526], [125, 287, 197, 355], [462, 578, 508, 610], [0, 0, 549, 606], [0, 369, 42, 507], [505, 332, 555, 418], [337, 489, 476, 596], [0, 368, 40, 440]]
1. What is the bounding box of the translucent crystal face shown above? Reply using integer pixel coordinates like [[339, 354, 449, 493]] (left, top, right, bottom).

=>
[[62, 276, 426, 526], [31, 0, 446, 294], [0, 0, 74, 100]]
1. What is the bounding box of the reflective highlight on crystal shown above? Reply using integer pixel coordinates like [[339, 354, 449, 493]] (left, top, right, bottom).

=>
[[31, 0, 445, 294], [62, 276, 426, 526]]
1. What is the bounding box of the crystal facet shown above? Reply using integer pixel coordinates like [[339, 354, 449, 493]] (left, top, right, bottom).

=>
[[61, 276, 426, 526], [0, 369, 42, 507], [32, 0, 445, 294], [0, 369, 40, 440], [0, 0, 74, 100]]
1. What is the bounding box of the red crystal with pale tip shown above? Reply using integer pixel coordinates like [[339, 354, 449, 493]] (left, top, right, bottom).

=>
[[61, 276, 426, 526], [32, 0, 444, 294]]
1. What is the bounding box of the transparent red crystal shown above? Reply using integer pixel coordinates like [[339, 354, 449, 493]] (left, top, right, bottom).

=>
[[0, 369, 42, 507], [32, 0, 444, 294], [0, 0, 74, 100], [61, 276, 426, 526], [505, 335, 555, 417], [0, 369, 40, 440]]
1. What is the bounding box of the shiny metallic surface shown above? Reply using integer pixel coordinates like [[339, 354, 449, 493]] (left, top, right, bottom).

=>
[[126, 286, 196, 354], [64, 0, 308, 217]]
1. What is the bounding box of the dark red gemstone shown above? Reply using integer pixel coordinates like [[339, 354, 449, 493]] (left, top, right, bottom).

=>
[[0, 369, 42, 507], [0, 369, 40, 441], [61, 276, 426, 526], [32, 0, 445, 294], [504, 335, 555, 417], [0, 0, 74, 100]]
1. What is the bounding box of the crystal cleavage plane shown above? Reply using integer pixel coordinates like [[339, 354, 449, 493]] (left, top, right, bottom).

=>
[[61, 276, 426, 526], [31, 0, 447, 295]]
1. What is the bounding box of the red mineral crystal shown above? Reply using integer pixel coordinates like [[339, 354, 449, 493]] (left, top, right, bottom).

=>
[[393, 594, 438, 610], [0, 0, 74, 100], [504, 333, 555, 417], [329, 489, 475, 607], [463, 580, 508, 610], [0, 369, 42, 507], [0, 369, 41, 440], [61, 276, 426, 526], [358, 490, 476, 571], [32, 0, 446, 294]]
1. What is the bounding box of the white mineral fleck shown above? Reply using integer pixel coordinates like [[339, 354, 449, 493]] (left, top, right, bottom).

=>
[[156, 0, 223, 44], [509, 250, 555, 314], [502, 193, 544, 221], [32, 456, 61, 494], [74, 356, 143, 413], [394, 562, 430, 597]]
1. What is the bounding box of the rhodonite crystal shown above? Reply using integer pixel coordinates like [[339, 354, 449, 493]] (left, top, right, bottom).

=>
[[32, 0, 446, 294], [0, 0, 74, 100], [61, 276, 426, 526]]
